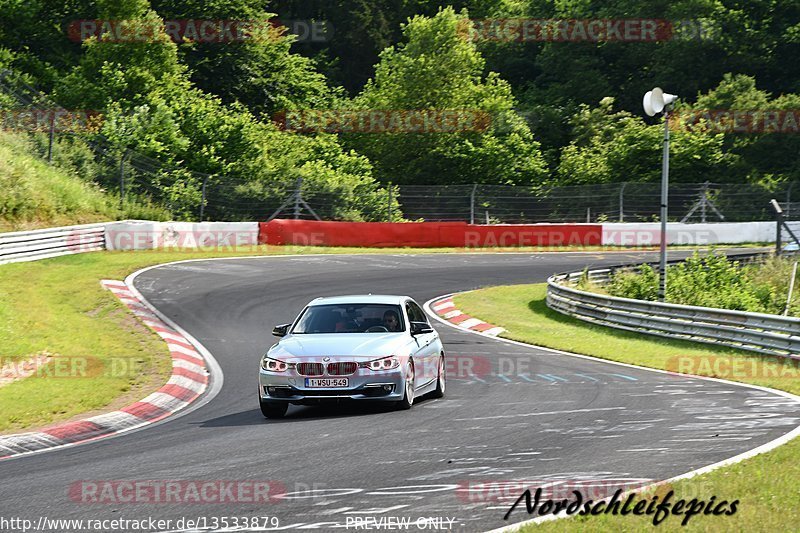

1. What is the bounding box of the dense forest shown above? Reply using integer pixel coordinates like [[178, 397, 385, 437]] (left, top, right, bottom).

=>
[[1, 0, 799, 221]]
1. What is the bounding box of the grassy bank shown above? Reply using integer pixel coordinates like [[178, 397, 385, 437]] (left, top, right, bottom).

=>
[[454, 284, 800, 532], [0, 131, 167, 231]]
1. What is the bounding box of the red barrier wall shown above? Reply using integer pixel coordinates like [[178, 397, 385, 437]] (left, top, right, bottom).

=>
[[259, 219, 602, 248]]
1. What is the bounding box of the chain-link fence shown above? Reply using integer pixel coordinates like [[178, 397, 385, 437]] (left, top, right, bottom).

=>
[[2, 70, 798, 224], [391, 181, 795, 224], [206, 180, 794, 223]]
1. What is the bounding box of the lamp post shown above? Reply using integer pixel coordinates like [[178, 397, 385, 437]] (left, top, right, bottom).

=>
[[643, 88, 678, 302]]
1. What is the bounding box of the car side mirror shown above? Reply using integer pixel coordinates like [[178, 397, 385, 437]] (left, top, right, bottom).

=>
[[410, 321, 434, 335], [272, 324, 290, 337]]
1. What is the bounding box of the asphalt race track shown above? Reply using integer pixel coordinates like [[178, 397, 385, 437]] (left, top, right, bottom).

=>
[[2, 251, 800, 532]]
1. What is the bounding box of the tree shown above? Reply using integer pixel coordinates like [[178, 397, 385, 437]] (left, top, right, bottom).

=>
[[150, 0, 340, 118], [50, 0, 394, 221], [691, 74, 800, 185], [345, 7, 547, 186], [556, 97, 734, 185]]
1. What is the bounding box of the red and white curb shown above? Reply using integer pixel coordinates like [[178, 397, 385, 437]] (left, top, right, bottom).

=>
[[430, 296, 505, 336], [0, 279, 209, 460]]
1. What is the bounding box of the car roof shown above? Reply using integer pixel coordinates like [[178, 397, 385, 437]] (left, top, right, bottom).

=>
[[307, 295, 409, 306]]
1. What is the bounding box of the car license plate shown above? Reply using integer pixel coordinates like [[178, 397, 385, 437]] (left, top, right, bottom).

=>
[[305, 378, 349, 388]]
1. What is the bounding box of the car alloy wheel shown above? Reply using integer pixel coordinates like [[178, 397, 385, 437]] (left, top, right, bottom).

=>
[[397, 359, 415, 410]]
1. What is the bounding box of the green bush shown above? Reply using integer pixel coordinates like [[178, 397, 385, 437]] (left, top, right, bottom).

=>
[[666, 251, 763, 311], [603, 251, 800, 317], [607, 264, 659, 301]]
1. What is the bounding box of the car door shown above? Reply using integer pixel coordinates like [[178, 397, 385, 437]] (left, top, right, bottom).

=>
[[406, 300, 439, 387]]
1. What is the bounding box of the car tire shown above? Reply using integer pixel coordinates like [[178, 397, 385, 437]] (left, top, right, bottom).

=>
[[260, 400, 288, 419], [430, 355, 445, 399], [395, 359, 415, 410]]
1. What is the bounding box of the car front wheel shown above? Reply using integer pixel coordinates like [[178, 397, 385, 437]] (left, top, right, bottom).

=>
[[396, 359, 415, 410]]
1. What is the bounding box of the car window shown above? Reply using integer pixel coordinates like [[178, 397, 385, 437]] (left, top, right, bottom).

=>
[[407, 301, 428, 323], [292, 303, 405, 333], [405, 303, 414, 324]]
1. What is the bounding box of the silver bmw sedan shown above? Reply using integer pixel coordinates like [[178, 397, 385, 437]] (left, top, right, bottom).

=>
[[258, 295, 446, 418]]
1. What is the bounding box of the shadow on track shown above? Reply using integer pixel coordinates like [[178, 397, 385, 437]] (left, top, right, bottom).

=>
[[197, 399, 438, 427]]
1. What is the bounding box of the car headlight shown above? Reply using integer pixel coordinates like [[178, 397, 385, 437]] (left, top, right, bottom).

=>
[[361, 356, 401, 371], [261, 356, 293, 372]]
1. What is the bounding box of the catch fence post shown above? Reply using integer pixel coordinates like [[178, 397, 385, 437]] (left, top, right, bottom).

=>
[[388, 182, 393, 221], [199, 174, 209, 221], [470, 183, 477, 224], [294, 177, 302, 219]]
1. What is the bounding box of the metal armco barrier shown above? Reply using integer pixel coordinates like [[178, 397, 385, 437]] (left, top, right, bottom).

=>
[[0, 222, 108, 264], [546, 264, 800, 359]]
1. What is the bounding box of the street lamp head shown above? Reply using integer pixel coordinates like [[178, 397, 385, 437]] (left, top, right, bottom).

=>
[[643, 87, 678, 116]]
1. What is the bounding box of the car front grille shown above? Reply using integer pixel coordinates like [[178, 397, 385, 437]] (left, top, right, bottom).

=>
[[296, 362, 324, 376], [326, 362, 358, 376]]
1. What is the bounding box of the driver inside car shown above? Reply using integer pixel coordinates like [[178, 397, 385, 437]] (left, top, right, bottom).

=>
[[382, 310, 401, 332]]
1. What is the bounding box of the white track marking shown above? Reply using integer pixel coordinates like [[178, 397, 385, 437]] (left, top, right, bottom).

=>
[[424, 292, 800, 532]]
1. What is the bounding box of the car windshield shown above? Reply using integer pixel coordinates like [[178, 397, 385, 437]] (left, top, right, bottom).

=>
[[292, 303, 405, 334]]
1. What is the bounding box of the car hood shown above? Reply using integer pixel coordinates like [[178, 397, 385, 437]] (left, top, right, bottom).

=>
[[271, 333, 413, 359]]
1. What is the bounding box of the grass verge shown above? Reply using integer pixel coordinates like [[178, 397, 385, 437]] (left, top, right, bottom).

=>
[[454, 284, 800, 532]]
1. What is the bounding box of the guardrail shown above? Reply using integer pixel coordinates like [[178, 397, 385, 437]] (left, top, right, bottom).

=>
[[546, 259, 800, 359], [0, 222, 108, 264]]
